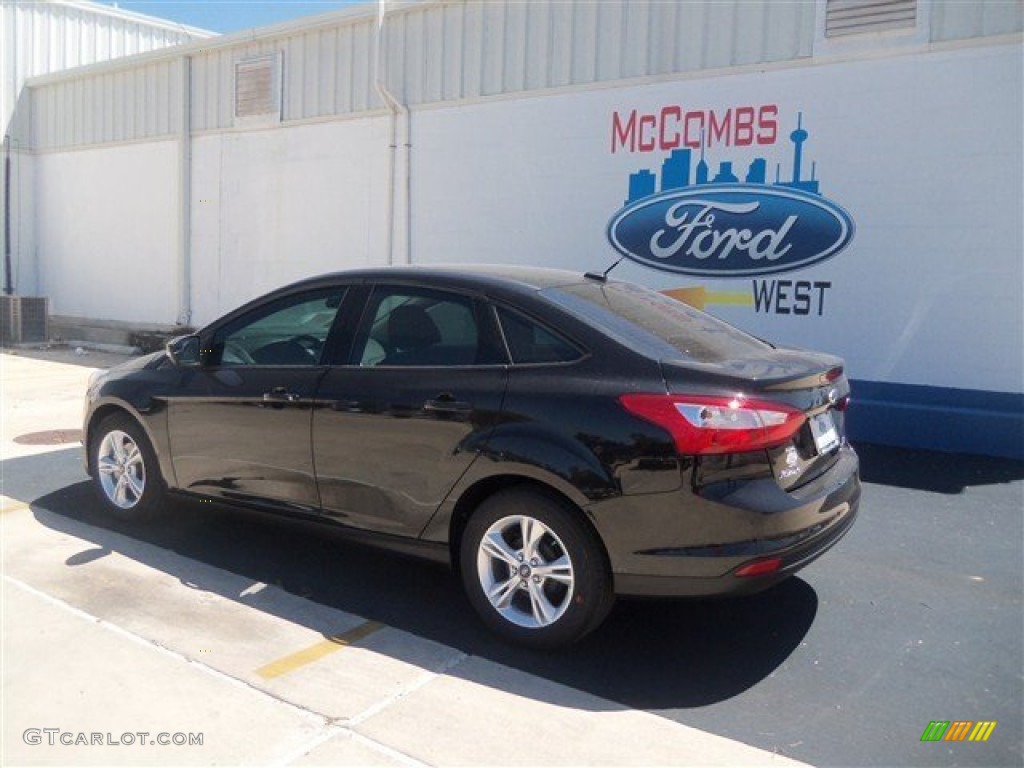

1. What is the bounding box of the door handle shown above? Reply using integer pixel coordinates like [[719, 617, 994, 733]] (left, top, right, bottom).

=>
[[424, 394, 472, 414], [263, 388, 301, 403], [330, 399, 368, 412]]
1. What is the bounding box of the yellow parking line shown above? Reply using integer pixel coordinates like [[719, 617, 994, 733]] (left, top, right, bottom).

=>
[[255, 621, 385, 680]]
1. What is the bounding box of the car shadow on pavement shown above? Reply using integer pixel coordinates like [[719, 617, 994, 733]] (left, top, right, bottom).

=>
[[855, 442, 1024, 494], [20, 473, 817, 711]]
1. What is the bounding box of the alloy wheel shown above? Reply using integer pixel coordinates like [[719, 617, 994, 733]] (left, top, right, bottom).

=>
[[476, 514, 575, 629], [96, 429, 147, 509]]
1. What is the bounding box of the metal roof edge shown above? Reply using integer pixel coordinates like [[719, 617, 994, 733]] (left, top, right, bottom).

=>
[[23, 0, 399, 86], [49, 0, 216, 38]]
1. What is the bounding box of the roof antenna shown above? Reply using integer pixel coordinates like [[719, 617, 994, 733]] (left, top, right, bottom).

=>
[[585, 256, 625, 283]]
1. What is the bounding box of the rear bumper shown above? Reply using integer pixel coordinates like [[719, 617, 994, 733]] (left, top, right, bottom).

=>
[[588, 444, 861, 597]]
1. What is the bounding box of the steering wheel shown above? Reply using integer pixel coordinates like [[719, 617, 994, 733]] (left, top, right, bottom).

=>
[[292, 334, 324, 360], [222, 340, 256, 365]]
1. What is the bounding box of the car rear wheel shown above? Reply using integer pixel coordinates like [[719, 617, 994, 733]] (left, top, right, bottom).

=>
[[460, 488, 613, 648], [91, 413, 165, 521]]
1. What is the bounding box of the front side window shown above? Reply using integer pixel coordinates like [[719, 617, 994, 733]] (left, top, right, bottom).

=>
[[215, 289, 344, 366], [354, 287, 503, 367]]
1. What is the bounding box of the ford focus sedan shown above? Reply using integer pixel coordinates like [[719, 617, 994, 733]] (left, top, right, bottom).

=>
[[83, 266, 860, 647]]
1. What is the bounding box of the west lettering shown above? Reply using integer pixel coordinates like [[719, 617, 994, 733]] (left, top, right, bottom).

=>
[[752, 280, 775, 312], [751, 280, 832, 316]]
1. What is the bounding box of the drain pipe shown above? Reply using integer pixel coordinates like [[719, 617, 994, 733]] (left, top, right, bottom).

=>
[[3, 133, 12, 295], [373, 0, 410, 266], [176, 54, 192, 326]]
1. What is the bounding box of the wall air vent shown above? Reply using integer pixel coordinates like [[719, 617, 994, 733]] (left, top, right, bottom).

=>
[[826, 0, 917, 38], [234, 53, 282, 122]]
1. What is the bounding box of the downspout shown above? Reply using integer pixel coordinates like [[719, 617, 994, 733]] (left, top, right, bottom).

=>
[[373, 0, 410, 266], [177, 54, 192, 326], [3, 134, 12, 295], [4, 2, 15, 295]]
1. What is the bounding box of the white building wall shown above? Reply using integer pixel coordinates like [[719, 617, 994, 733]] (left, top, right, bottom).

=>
[[34, 140, 179, 323], [2, 0, 211, 299], [189, 117, 391, 326], [411, 40, 1023, 395]]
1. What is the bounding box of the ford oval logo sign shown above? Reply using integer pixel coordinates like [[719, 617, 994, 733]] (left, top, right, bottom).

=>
[[607, 185, 855, 278]]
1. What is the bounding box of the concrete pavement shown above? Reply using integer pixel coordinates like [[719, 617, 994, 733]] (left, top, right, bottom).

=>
[[1, 347, 810, 766]]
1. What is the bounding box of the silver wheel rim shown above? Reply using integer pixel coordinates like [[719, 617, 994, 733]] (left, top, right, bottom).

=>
[[96, 430, 146, 510], [476, 514, 575, 629]]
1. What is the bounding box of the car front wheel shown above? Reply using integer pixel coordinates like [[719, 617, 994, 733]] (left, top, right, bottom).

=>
[[460, 488, 613, 648], [90, 413, 165, 521]]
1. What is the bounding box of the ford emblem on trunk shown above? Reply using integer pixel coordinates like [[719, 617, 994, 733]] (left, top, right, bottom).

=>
[[607, 185, 855, 278]]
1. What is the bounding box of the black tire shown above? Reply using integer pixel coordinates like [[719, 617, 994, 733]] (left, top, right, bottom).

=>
[[460, 487, 614, 649], [89, 412, 166, 522]]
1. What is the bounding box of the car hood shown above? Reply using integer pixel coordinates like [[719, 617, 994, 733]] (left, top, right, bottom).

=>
[[107, 349, 167, 374]]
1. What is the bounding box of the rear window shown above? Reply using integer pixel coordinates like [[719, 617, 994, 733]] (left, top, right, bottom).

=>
[[542, 281, 772, 363]]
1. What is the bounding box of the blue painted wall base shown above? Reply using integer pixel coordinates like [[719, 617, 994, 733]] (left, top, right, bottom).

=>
[[847, 380, 1024, 460]]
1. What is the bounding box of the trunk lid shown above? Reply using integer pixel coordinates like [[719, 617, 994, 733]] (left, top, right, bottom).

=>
[[660, 348, 850, 489]]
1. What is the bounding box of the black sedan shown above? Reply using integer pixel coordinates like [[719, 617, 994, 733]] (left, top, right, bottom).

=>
[[83, 266, 860, 647]]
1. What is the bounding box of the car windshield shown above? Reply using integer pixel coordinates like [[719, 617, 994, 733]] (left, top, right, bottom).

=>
[[541, 280, 772, 363]]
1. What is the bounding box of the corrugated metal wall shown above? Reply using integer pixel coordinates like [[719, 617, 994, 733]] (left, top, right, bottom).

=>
[[11, 0, 202, 68], [22, 0, 1024, 152], [382, 0, 815, 105], [189, 17, 382, 133], [2, 0, 210, 140], [930, 0, 1023, 42], [31, 59, 181, 149]]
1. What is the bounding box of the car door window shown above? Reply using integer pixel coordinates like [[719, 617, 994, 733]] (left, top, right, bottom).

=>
[[215, 290, 345, 366], [355, 288, 503, 367]]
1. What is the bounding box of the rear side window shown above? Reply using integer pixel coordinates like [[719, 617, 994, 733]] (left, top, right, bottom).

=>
[[496, 307, 582, 364], [543, 281, 772, 363], [355, 287, 504, 367]]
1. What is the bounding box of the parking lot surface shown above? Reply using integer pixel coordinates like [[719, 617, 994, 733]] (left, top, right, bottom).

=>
[[2, 347, 1022, 767]]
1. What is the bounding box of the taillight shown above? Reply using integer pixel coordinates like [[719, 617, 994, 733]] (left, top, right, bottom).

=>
[[734, 557, 782, 577], [824, 366, 844, 382], [619, 394, 806, 455]]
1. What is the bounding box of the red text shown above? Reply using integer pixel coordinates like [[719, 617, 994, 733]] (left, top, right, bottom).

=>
[[611, 105, 778, 153]]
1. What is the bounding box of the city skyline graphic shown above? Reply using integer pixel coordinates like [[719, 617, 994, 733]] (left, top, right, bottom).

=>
[[624, 113, 822, 207]]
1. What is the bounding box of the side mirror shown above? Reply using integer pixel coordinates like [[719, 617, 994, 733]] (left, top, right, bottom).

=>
[[166, 334, 202, 367]]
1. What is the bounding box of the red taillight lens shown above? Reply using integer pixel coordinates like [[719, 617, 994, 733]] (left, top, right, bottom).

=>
[[619, 394, 806, 455], [734, 557, 782, 577]]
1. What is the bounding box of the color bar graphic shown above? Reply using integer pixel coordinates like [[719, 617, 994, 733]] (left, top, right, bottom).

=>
[[663, 286, 753, 311], [920, 721, 997, 743], [969, 722, 997, 742]]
